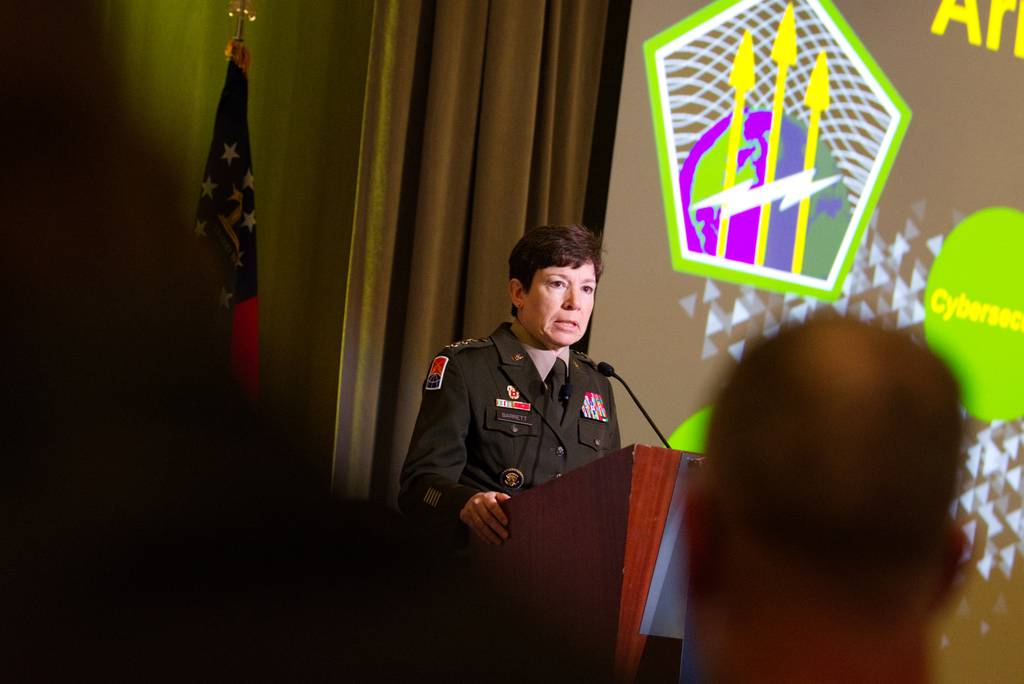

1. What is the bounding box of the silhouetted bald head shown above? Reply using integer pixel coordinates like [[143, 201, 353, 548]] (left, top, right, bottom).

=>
[[705, 319, 963, 583]]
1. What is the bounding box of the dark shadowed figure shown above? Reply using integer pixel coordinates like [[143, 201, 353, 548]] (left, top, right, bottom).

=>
[[685, 319, 967, 684]]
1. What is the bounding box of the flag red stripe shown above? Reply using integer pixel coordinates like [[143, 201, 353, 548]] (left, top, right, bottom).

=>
[[231, 296, 259, 401]]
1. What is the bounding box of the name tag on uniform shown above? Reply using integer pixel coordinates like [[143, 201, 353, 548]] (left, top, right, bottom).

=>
[[496, 410, 532, 426], [496, 398, 532, 412], [581, 391, 609, 422]]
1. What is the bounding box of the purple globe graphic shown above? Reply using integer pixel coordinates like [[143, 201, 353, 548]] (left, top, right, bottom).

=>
[[679, 109, 851, 278]]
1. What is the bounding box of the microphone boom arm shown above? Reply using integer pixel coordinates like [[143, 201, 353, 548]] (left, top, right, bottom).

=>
[[597, 362, 672, 449]]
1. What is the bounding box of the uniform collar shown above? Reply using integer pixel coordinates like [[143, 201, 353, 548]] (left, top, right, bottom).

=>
[[491, 322, 530, 366], [491, 323, 544, 405], [508, 320, 570, 382], [491, 322, 598, 433]]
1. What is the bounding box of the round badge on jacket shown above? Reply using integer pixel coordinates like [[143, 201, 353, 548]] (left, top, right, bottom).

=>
[[500, 467, 525, 490]]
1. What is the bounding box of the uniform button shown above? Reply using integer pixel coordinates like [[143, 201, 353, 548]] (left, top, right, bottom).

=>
[[556, 446, 565, 456], [554, 473, 562, 478], [595, 438, 601, 447], [511, 425, 519, 433]]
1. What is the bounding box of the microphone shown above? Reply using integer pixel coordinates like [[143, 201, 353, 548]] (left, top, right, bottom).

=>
[[596, 361, 672, 449], [558, 382, 573, 403]]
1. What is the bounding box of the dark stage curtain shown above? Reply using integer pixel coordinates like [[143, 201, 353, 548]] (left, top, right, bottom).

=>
[[333, 0, 629, 502]]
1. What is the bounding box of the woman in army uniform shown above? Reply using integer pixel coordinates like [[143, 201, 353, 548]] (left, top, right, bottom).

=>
[[399, 225, 620, 545]]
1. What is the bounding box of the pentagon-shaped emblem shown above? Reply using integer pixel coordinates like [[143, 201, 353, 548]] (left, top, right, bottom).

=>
[[644, 0, 910, 300]]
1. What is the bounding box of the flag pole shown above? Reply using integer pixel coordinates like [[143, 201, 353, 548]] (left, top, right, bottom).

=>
[[228, 0, 256, 43], [226, 0, 255, 72]]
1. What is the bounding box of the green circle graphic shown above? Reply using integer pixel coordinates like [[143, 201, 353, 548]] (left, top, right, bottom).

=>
[[669, 405, 712, 453], [923, 207, 1024, 421]]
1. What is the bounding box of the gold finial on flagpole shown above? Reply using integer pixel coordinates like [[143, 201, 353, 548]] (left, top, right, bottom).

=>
[[225, 0, 255, 73], [228, 0, 256, 42]]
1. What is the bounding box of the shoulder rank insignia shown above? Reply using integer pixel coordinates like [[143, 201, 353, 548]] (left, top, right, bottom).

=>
[[446, 337, 484, 350], [581, 391, 609, 422], [500, 467, 525, 490], [425, 355, 449, 391]]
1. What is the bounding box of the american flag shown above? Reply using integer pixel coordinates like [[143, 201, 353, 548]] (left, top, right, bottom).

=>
[[194, 41, 258, 401]]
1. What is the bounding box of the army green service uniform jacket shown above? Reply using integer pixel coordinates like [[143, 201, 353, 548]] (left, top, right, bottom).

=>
[[398, 322, 621, 533]]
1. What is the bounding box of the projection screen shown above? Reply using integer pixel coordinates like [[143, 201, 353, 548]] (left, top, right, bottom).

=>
[[590, 1, 1024, 680]]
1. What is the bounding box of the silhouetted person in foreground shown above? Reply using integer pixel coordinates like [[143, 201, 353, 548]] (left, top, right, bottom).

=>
[[685, 319, 967, 684], [0, 4, 440, 679]]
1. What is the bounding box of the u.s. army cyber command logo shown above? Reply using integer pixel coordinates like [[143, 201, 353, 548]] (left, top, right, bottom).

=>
[[645, 0, 910, 300]]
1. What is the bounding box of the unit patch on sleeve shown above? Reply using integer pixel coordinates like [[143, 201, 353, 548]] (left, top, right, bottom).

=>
[[581, 391, 609, 422], [424, 355, 449, 391]]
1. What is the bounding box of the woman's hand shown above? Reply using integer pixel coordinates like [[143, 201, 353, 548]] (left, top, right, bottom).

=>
[[459, 491, 511, 545]]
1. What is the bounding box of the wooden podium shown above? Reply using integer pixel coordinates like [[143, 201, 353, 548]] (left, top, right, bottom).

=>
[[469, 445, 703, 683]]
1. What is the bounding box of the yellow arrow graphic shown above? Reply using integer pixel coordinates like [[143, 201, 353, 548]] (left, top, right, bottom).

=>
[[755, 3, 796, 267], [717, 30, 755, 259], [791, 50, 829, 275]]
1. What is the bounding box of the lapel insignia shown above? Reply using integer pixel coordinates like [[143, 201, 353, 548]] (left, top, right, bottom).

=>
[[512, 352, 525, 361], [496, 398, 532, 412], [581, 391, 609, 422], [424, 355, 449, 391], [507, 385, 520, 400]]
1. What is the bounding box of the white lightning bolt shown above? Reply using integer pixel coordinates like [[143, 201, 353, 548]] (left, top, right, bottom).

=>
[[692, 169, 841, 220]]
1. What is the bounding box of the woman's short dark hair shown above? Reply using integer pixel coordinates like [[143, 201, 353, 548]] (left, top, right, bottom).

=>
[[508, 224, 603, 316]]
